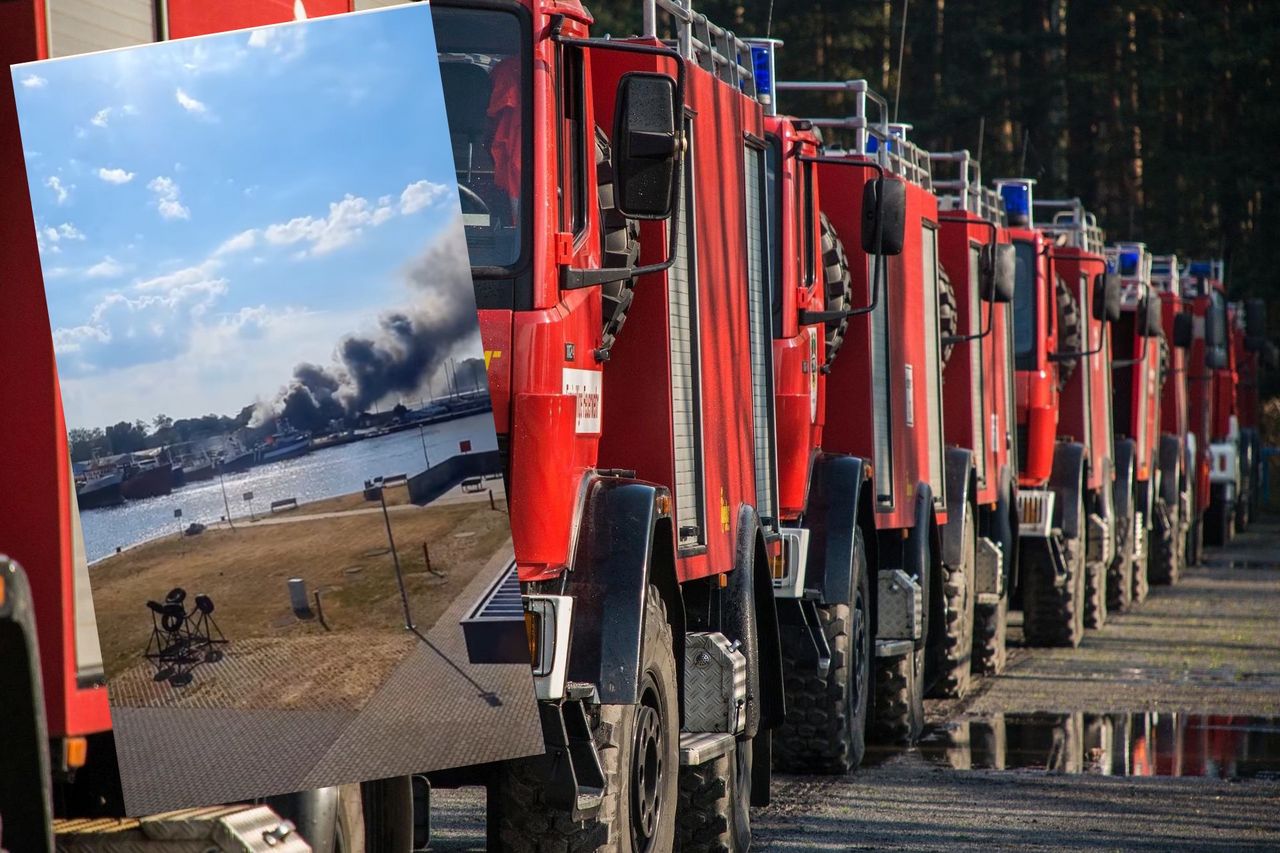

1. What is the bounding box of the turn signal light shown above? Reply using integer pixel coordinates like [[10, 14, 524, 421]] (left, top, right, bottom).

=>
[[524, 610, 541, 666], [64, 736, 87, 770]]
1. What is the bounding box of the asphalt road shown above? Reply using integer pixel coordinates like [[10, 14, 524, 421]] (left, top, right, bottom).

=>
[[426, 518, 1280, 850]]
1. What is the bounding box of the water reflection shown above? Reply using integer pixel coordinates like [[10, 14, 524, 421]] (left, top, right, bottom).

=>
[[917, 713, 1280, 779]]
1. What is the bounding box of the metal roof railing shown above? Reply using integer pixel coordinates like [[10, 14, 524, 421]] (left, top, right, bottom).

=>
[[1149, 254, 1182, 297], [928, 149, 1004, 224], [644, 0, 758, 99], [1034, 198, 1106, 255]]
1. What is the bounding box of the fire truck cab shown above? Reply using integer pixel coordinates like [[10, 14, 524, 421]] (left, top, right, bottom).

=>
[[1000, 179, 1120, 648], [1105, 241, 1165, 609]]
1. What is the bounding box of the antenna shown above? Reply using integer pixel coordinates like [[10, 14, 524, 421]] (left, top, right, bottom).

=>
[[1018, 130, 1029, 176], [976, 116, 985, 163], [892, 0, 909, 122]]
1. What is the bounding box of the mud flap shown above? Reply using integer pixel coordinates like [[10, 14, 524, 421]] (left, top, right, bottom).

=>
[[940, 447, 974, 570], [974, 536, 1004, 604], [534, 691, 606, 819]]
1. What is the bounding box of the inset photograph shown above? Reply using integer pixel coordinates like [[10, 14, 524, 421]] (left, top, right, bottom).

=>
[[12, 4, 538, 815]]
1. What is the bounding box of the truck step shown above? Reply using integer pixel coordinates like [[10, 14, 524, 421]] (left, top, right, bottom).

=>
[[679, 731, 736, 766], [54, 805, 308, 851]]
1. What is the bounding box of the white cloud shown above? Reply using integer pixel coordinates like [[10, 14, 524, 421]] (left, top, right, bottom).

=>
[[214, 229, 258, 256], [147, 176, 190, 221], [90, 107, 111, 128], [53, 323, 110, 353], [98, 167, 135, 184], [175, 88, 208, 116], [86, 256, 126, 279], [21, 74, 47, 89], [399, 180, 449, 215], [264, 194, 382, 256], [133, 260, 222, 294], [46, 175, 70, 205], [58, 223, 85, 240], [40, 222, 86, 250], [247, 29, 275, 48]]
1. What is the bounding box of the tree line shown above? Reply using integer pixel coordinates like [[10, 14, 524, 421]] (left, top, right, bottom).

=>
[[590, 0, 1277, 338]]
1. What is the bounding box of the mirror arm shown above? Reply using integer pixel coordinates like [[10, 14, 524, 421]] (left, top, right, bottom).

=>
[[942, 291, 996, 345], [798, 156, 888, 319], [551, 20, 688, 291]]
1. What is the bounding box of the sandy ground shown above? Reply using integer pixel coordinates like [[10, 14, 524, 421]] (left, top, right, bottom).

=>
[[95, 490, 511, 707], [423, 519, 1280, 850]]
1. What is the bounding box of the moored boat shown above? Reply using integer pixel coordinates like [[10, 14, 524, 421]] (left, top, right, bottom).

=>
[[75, 470, 124, 510], [256, 429, 312, 464], [120, 461, 173, 500]]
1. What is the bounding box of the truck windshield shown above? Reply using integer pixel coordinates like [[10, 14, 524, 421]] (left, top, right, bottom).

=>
[[435, 7, 527, 270], [1013, 240, 1037, 367]]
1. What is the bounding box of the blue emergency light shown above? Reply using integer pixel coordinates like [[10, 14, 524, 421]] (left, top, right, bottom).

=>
[[1119, 250, 1140, 276], [1189, 261, 1212, 278], [751, 46, 772, 98], [1000, 182, 1032, 227]]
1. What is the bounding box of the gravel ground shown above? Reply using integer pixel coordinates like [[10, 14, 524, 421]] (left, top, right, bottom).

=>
[[425, 520, 1280, 850]]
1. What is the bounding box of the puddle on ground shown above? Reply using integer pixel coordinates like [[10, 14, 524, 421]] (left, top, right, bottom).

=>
[[875, 713, 1280, 780], [1203, 558, 1280, 571]]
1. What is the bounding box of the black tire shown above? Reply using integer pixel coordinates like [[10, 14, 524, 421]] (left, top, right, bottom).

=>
[[871, 646, 925, 745], [596, 129, 640, 355], [972, 596, 1008, 677], [1130, 510, 1150, 604], [930, 503, 975, 699], [1054, 276, 1082, 391], [938, 265, 958, 369], [489, 585, 678, 853], [819, 212, 853, 364], [774, 529, 871, 773], [1022, 520, 1086, 648], [676, 738, 751, 853], [1148, 497, 1181, 585], [1107, 510, 1134, 614], [1084, 557, 1107, 630]]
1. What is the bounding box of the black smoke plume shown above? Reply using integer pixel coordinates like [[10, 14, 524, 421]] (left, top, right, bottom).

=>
[[264, 216, 481, 432]]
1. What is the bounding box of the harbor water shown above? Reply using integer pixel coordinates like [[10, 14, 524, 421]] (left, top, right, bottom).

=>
[[81, 414, 498, 563]]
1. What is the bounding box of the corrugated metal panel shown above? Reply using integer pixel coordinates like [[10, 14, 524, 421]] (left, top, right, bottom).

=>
[[671, 134, 704, 547], [921, 225, 945, 503], [47, 0, 154, 57], [744, 146, 776, 524], [968, 243, 987, 486], [869, 255, 893, 504]]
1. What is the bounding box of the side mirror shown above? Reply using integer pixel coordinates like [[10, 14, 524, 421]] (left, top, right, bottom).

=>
[[1245, 298, 1267, 352], [612, 72, 680, 220], [1172, 312, 1193, 348], [1139, 293, 1163, 338], [981, 243, 1016, 303], [861, 177, 906, 256], [1092, 273, 1122, 323]]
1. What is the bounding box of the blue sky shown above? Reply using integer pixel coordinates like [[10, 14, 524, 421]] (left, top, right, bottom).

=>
[[12, 5, 473, 429]]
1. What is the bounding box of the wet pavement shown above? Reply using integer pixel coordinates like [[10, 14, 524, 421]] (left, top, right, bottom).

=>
[[424, 519, 1280, 849]]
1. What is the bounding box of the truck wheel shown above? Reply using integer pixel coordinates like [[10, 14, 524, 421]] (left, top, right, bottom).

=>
[[931, 504, 975, 699], [1084, 557, 1107, 630], [596, 129, 640, 352], [1022, 526, 1086, 647], [972, 595, 1008, 677], [1148, 498, 1181, 585], [1186, 506, 1203, 567], [489, 585, 678, 853], [819, 212, 853, 364], [1130, 516, 1150, 604], [774, 529, 871, 773], [871, 647, 925, 744], [1106, 511, 1134, 614], [938, 266, 958, 368], [1054, 276, 1082, 391], [677, 737, 751, 853]]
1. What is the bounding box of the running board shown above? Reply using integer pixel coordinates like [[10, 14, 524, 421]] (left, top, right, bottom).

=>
[[875, 639, 913, 658], [680, 731, 735, 766]]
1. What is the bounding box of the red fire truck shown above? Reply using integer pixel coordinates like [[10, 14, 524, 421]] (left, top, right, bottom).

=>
[[1182, 260, 1237, 547], [1229, 298, 1269, 530], [1105, 242, 1165, 609], [1147, 255, 1196, 585], [999, 179, 1121, 647], [930, 151, 1019, 680]]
